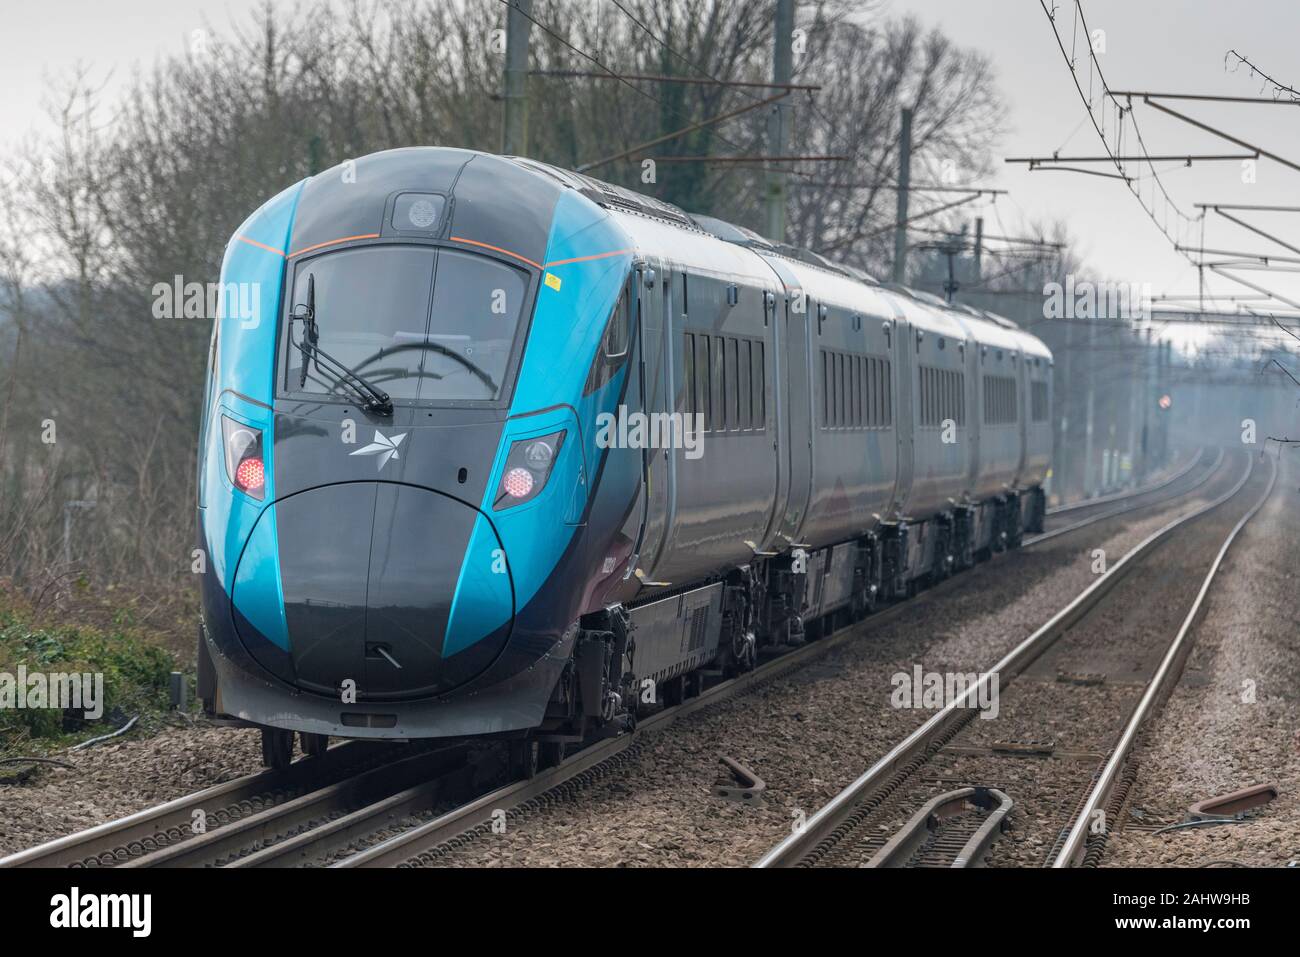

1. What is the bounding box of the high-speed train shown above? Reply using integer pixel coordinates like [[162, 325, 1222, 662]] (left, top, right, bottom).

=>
[[196, 147, 1052, 771]]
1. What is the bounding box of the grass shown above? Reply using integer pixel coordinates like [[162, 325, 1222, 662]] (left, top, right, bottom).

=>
[[0, 589, 181, 761]]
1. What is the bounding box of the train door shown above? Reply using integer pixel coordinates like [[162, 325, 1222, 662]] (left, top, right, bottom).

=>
[[778, 286, 814, 545], [759, 288, 786, 550], [890, 316, 915, 517], [1014, 345, 1029, 481], [964, 334, 980, 494], [636, 264, 674, 578]]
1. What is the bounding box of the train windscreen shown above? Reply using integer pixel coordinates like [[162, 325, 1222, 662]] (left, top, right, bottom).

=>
[[283, 245, 529, 403]]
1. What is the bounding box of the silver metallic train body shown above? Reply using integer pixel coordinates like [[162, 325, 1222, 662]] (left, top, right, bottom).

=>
[[533, 164, 1054, 701]]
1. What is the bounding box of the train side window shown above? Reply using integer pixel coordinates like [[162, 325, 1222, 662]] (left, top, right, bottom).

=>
[[925, 367, 934, 427], [845, 354, 853, 428], [712, 335, 726, 432], [842, 351, 852, 426], [821, 350, 829, 427], [845, 355, 853, 428], [826, 352, 834, 427], [920, 368, 927, 427], [754, 341, 766, 430], [845, 353, 853, 427], [854, 356, 862, 427], [853, 356, 862, 427], [834, 352, 842, 428], [683, 332, 696, 416], [875, 360, 883, 427], [834, 352, 841, 428], [864, 357, 873, 427], [697, 334, 712, 431], [884, 360, 892, 426], [1032, 380, 1048, 422], [739, 340, 752, 430], [726, 338, 740, 431], [868, 357, 878, 427]]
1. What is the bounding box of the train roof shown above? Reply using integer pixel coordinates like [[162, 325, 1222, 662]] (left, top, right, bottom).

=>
[[507, 154, 1050, 358]]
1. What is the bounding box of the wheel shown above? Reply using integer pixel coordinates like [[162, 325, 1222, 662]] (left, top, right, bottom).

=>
[[662, 675, 685, 706], [508, 739, 539, 780], [300, 732, 329, 758], [538, 740, 566, 769], [260, 727, 295, 770]]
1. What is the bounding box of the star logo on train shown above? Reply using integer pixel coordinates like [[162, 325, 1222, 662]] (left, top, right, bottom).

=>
[[350, 430, 408, 471]]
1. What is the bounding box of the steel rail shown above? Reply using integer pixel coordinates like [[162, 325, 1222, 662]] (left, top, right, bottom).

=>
[[0, 740, 386, 868], [863, 787, 1012, 869], [754, 451, 1252, 868], [123, 745, 467, 868], [1026, 447, 1221, 547], [1052, 452, 1278, 867], [1045, 448, 1201, 517]]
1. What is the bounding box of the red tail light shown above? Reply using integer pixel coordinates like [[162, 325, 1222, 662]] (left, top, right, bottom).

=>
[[221, 414, 266, 501], [494, 431, 566, 509], [235, 457, 265, 492], [502, 466, 534, 499]]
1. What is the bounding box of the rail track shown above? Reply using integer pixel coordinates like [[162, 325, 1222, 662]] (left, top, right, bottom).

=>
[[0, 447, 1226, 869], [859, 787, 1013, 868], [753, 448, 1274, 868]]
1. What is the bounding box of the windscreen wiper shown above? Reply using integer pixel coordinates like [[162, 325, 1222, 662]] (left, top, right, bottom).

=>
[[289, 274, 394, 416]]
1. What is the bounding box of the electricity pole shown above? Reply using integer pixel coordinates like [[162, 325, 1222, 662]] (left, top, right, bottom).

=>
[[1083, 320, 1096, 498], [892, 108, 913, 284], [1058, 319, 1073, 503], [765, 0, 794, 242], [502, 0, 532, 155]]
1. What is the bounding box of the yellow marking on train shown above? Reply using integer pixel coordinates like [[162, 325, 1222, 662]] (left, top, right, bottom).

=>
[[544, 272, 562, 291]]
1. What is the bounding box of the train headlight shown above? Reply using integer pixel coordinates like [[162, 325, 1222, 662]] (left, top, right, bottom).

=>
[[222, 415, 266, 500], [494, 430, 565, 509], [523, 438, 555, 471]]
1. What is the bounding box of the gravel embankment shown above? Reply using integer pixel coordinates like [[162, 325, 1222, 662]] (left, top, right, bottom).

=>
[[1103, 450, 1299, 868]]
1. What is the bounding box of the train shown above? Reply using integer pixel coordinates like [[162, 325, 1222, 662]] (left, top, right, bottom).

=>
[[195, 147, 1052, 771]]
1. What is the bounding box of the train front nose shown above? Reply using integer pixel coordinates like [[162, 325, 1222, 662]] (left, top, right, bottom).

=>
[[231, 482, 513, 699]]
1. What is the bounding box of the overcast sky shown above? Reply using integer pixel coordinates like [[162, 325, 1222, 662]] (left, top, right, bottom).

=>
[[3, 0, 1299, 313]]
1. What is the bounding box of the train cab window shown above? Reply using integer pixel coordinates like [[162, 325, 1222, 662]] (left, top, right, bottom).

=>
[[284, 245, 528, 404], [752, 341, 766, 429], [602, 291, 631, 359], [584, 285, 633, 395]]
